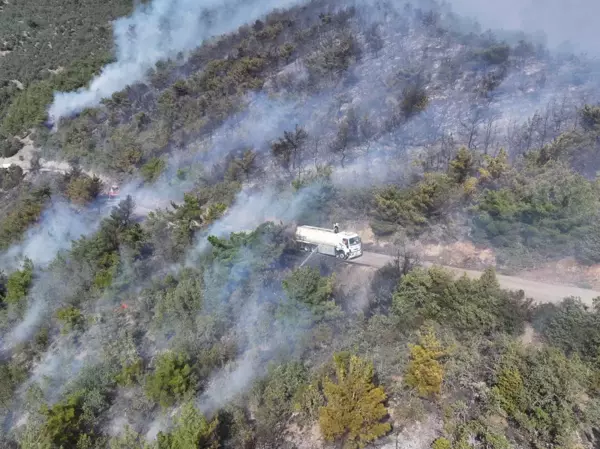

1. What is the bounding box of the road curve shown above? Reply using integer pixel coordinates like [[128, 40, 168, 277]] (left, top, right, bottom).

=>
[[348, 251, 600, 306]]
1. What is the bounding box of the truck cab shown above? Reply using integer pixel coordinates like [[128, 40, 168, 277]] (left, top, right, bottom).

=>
[[108, 184, 120, 199], [340, 232, 362, 259]]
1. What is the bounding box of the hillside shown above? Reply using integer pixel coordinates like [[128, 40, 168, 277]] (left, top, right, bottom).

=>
[[1, 0, 600, 448]]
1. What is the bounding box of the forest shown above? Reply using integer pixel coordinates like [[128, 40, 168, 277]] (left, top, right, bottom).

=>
[[1, 0, 600, 448]]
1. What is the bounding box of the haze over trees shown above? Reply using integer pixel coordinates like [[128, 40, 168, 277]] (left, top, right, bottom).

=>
[[1, 0, 600, 448]]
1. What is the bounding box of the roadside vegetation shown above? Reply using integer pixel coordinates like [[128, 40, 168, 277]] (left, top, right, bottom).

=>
[[370, 110, 600, 268]]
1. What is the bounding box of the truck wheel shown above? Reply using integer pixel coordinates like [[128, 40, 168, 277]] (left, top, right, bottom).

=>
[[336, 252, 344, 259]]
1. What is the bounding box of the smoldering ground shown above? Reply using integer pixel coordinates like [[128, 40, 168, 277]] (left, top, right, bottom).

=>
[[5, 0, 600, 442], [108, 3, 600, 432], [47, 0, 600, 124]]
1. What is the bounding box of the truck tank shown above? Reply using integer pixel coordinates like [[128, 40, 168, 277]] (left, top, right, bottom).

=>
[[296, 226, 350, 247], [295, 225, 362, 259]]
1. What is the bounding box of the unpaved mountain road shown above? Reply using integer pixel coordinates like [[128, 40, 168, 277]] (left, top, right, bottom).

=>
[[1, 138, 159, 217], [0, 136, 111, 184], [348, 251, 600, 306]]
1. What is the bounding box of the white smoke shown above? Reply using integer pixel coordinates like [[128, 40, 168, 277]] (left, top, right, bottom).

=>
[[47, 0, 308, 122], [1, 266, 85, 352], [0, 202, 100, 271], [184, 182, 323, 268], [4, 293, 48, 351], [196, 251, 312, 416], [198, 345, 262, 415], [5, 0, 599, 435], [444, 0, 600, 56], [0, 172, 188, 351]]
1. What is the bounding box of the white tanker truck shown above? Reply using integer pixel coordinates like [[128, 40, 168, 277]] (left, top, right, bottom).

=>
[[294, 223, 362, 260]]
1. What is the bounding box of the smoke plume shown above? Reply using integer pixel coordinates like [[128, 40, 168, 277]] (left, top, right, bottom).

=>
[[5, 0, 600, 442], [47, 0, 307, 122], [0, 202, 100, 272], [445, 0, 600, 56]]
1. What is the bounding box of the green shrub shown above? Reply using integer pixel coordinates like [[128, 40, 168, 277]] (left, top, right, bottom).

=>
[[253, 362, 309, 436], [2, 52, 113, 135], [1, 82, 53, 136], [141, 157, 166, 183], [0, 360, 27, 409], [472, 161, 600, 262], [305, 31, 359, 81], [575, 221, 600, 264], [225, 149, 258, 183], [115, 359, 143, 387], [156, 402, 219, 449], [371, 173, 457, 237], [40, 392, 87, 448], [56, 306, 84, 334], [152, 270, 205, 330], [580, 104, 600, 131], [279, 43, 296, 60], [405, 327, 445, 398], [145, 351, 195, 408], [432, 437, 451, 449], [392, 266, 530, 335], [3, 258, 34, 305], [65, 175, 102, 205], [477, 44, 510, 65], [283, 267, 333, 305], [108, 427, 149, 449], [0, 137, 24, 157], [282, 266, 339, 322], [254, 22, 284, 41], [490, 346, 588, 448], [0, 187, 51, 250], [531, 298, 600, 360], [401, 85, 429, 118], [449, 147, 477, 184]]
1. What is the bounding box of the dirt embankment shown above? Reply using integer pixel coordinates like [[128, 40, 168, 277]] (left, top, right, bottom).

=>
[[345, 220, 600, 304], [419, 241, 600, 291]]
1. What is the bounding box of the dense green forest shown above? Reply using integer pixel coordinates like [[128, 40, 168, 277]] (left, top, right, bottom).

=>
[[1, 0, 600, 448]]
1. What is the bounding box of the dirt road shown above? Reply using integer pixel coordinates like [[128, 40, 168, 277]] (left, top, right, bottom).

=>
[[0, 136, 110, 183], [348, 251, 600, 306]]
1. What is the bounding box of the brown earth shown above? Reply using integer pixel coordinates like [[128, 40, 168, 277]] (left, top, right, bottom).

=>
[[348, 220, 600, 301]]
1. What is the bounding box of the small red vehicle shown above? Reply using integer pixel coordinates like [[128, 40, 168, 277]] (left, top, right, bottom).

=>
[[108, 184, 120, 200]]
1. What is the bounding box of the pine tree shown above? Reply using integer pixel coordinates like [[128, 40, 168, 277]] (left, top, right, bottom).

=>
[[145, 351, 195, 408], [449, 147, 475, 184], [405, 327, 445, 398], [479, 148, 509, 182], [319, 353, 391, 449], [156, 402, 219, 449]]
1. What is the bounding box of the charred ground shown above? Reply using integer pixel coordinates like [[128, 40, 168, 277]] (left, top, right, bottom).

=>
[[1, 0, 600, 448]]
